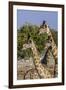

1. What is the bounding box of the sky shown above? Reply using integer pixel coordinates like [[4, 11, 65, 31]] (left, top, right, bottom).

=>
[[17, 9, 58, 30]]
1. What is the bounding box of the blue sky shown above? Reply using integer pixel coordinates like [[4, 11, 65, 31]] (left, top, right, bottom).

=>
[[17, 9, 58, 30]]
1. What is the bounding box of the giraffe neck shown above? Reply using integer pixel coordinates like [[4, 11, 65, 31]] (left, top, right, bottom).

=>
[[47, 27, 58, 62], [30, 39, 53, 78]]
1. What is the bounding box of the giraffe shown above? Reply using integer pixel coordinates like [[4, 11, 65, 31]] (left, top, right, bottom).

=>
[[39, 22, 57, 62], [41, 23, 58, 76], [23, 38, 54, 79], [46, 24, 58, 63], [33, 22, 58, 77]]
